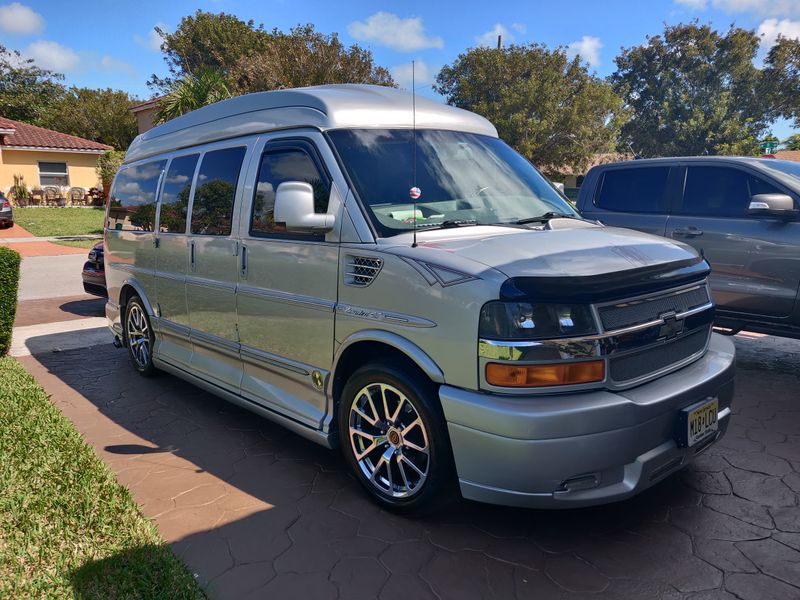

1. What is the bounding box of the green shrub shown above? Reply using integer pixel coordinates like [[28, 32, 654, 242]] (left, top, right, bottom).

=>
[[0, 247, 20, 356]]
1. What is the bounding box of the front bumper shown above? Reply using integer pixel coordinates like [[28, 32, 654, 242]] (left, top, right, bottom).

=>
[[439, 333, 736, 508]]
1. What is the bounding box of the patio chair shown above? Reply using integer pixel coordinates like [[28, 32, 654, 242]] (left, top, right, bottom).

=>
[[43, 186, 60, 206], [30, 189, 44, 206], [69, 187, 86, 206]]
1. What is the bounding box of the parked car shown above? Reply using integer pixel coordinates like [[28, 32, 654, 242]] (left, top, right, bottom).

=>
[[82, 241, 106, 297], [104, 85, 735, 513], [577, 156, 800, 339], [0, 193, 13, 228]]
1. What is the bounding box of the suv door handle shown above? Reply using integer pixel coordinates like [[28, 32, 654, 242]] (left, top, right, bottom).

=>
[[672, 226, 703, 237]]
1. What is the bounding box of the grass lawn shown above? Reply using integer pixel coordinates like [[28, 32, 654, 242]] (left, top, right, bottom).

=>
[[0, 357, 204, 599], [13, 207, 104, 238]]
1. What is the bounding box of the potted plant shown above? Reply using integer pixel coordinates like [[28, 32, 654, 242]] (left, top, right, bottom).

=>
[[10, 174, 30, 206], [96, 150, 125, 201]]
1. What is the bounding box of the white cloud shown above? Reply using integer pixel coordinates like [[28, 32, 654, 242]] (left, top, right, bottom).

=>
[[348, 12, 443, 52], [0, 2, 44, 35], [23, 40, 79, 72], [100, 55, 136, 75], [391, 60, 432, 90], [675, 0, 800, 16], [475, 24, 514, 48], [566, 36, 603, 68], [511, 22, 527, 34], [133, 22, 166, 52], [758, 18, 800, 51]]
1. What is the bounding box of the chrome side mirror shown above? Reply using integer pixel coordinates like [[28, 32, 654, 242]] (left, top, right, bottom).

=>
[[748, 193, 798, 219], [273, 181, 335, 232]]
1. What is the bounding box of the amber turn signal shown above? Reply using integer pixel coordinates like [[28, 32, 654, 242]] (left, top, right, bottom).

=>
[[485, 360, 605, 387]]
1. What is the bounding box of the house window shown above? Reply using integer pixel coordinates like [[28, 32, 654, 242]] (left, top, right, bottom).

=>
[[39, 162, 68, 187]]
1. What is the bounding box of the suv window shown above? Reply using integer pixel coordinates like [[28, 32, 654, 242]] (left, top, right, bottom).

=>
[[108, 160, 166, 232], [595, 167, 670, 213], [681, 166, 755, 217], [159, 154, 198, 234], [250, 145, 330, 237], [190, 147, 246, 236]]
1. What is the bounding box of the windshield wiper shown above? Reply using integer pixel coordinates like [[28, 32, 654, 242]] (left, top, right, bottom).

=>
[[514, 212, 577, 225], [417, 219, 478, 230]]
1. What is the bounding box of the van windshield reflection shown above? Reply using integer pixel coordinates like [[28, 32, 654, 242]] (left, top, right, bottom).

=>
[[327, 129, 577, 237]]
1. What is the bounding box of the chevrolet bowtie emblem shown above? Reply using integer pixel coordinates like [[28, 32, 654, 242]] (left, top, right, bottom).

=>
[[658, 311, 684, 340]]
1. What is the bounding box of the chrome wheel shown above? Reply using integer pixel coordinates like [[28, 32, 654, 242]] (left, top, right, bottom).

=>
[[126, 303, 150, 369], [348, 383, 430, 498]]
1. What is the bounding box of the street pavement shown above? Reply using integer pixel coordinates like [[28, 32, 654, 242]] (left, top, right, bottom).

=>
[[11, 254, 800, 600]]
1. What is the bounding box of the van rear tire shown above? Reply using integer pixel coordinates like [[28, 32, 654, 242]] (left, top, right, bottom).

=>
[[124, 295, 156, 376], [338, 361, 458, 515]]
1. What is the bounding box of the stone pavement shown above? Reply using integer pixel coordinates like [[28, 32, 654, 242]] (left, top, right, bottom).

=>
[[13, 291, 800, 600]]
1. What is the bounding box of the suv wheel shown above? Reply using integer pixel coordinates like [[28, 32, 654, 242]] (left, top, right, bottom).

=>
[[338, 362, 457, 515], [124, 295, 156, 376]]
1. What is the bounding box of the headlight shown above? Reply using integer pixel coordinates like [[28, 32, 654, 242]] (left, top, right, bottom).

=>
[[479, 301, 597, 340]]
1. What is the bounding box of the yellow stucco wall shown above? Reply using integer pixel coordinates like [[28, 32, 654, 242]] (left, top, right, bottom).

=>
[[0, 149, 101, 194]]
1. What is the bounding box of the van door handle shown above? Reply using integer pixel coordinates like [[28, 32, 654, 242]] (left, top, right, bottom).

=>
[[190, 241, 196, 271], [672, 226, 703, 237], [240, 245, 248, 279]]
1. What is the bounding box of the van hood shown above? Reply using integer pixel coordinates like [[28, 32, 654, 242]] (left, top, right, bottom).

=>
[[385, 223, 709, 302]]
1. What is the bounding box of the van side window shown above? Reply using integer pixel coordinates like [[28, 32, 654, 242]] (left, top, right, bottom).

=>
[[107, 160, 166, 232], [159, 154, 198, 234], [190, 147, 246, 236], [681, 167, 751, 217], [595, 167, 670, 213], [250, 147, 330, 237]]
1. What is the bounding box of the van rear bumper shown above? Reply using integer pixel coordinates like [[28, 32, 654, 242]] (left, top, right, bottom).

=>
[[439, 333, 736, 508]]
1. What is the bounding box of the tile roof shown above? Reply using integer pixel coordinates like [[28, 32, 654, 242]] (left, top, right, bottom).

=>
[[0, 116, 113, 151], [775, 150, 800, 163]]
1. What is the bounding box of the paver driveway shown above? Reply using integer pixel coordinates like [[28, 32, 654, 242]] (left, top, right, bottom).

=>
[[15, 298, 800, 600]]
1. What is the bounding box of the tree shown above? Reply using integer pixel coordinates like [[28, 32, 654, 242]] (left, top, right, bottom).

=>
[[435, 44, 623, 176], [228, 24, 394, 93], [0, 45, 64, 124], [149, 10, 270, 93], [155, 68, 232, 124], [784, 134, 800, 151], [764, 37, 800, 129], [612, 23, 778, 157], [41, 87, 139, 149]]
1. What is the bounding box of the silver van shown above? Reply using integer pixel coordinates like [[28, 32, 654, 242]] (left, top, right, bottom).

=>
[[105, 85, 736, 513]]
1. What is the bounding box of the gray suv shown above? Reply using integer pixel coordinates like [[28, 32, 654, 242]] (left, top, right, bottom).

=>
[[577, 157, 800, 339], [104, 86, 735, 513]]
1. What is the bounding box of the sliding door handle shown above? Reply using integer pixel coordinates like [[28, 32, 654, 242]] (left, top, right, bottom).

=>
[[190, 241, 196, 271], [241, 245, 248, 279], [672, 226, 703, 237]]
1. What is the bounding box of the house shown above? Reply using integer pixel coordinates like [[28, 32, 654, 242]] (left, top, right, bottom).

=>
[[775, 150, 800, 163], [130, 98, 160, 134], [0, 117, 112, 196]]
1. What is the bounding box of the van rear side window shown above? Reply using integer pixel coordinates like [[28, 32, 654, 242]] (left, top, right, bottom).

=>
[[190, 147, 246, 236], [595, 167, 670, 213], [107, 160, 166, 232], [159, 154, 198, 234]]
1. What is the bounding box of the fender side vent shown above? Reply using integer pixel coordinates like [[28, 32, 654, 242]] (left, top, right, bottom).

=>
[[345, 255, 383, 287]]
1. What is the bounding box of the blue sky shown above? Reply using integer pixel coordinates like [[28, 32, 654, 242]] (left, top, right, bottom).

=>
[[0, 0, 798, 139]]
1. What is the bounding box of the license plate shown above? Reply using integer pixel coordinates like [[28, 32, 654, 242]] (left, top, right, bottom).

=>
[[677, 397, 718, 448]]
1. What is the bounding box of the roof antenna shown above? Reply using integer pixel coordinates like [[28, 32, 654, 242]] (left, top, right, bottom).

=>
[[410, 60, 420, 248]]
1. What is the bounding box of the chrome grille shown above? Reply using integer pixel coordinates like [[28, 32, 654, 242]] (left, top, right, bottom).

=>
[[598, 285, 710, 331], [344, 255, 383, 287], [609, 327, 710, 383]]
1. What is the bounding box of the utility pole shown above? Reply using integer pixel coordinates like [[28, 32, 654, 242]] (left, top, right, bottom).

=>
[[497, 35, 502, 49]]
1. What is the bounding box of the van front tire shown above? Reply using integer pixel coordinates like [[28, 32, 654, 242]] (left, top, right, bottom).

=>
[[124, 295, 156, 376], [338, 361, 457, 515]]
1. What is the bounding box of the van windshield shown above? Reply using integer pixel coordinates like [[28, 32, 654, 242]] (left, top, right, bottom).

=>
[[327, 129, 577, 237]]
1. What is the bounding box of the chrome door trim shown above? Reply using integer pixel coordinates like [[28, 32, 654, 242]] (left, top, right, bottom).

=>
[[190, 328, 240, 359], [237, 284, 336, 312], [154, 317, 191, 340], [240, 344, 314, 377]]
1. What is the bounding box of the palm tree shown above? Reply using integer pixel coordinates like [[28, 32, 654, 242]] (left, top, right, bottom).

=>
[[155, 68, 232, 124]]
